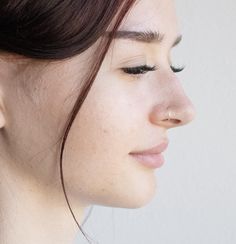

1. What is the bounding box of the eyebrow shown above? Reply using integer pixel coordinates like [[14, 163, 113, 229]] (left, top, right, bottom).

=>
[[105, 30, 182, 48]]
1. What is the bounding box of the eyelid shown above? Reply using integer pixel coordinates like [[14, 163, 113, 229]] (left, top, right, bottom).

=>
[[118, 55, 147, 67], [121, 64, 157, 76]]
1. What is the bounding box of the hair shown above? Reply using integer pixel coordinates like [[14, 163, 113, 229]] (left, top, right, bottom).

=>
[[0, 0, 137, 243]]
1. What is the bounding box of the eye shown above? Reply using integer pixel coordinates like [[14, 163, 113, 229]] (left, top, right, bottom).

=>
[[170, 65, 185, 73], [121, 65, 157, 75], [121, 64, 185, 76]]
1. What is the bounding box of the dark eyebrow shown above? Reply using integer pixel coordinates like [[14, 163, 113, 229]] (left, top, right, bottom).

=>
[[105, 30, 182, 48]]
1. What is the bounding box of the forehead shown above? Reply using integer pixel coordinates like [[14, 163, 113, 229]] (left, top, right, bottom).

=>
[[119, 0, 180, 38]]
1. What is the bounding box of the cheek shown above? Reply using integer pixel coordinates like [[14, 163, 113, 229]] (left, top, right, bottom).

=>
[[61, 78, 157, 208], [63, 84, 132, 180]]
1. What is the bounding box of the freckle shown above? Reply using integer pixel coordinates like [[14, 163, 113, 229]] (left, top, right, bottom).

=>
[[102, 129, 108, 134]]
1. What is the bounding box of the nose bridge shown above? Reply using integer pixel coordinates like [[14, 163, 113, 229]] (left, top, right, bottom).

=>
[[149, 76, 196, 129]]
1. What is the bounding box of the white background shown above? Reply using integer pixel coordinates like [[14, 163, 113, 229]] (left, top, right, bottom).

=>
[[75, 0, 236, 243]]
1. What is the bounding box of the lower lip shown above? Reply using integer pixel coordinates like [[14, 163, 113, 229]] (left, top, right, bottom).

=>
[[130, 153, 165, 169]]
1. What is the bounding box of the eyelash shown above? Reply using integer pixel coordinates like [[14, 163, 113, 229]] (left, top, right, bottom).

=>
[[121, 64, 185, 75]]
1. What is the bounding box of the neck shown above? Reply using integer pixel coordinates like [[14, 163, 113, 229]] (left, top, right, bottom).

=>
[[0, 166, 88, 244]]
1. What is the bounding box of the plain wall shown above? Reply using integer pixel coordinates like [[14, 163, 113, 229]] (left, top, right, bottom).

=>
[[75, 0, 236, 243]]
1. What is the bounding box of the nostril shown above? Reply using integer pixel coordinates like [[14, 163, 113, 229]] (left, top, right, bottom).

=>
[[164, 118, 181, 124], [171, 119, 181, 124], [164, 119, 181, 124]]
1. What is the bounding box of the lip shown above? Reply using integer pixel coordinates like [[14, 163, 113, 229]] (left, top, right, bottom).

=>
[[130, 153, 165, 169], [129, 141, 169, 169], [129, 141, 169, 155]]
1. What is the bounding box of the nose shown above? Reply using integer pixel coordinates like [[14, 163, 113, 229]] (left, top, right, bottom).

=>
[[149, 86, 196, 129]]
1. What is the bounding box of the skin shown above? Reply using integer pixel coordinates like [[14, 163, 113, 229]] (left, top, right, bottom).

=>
[[0, 0, 196, 243]]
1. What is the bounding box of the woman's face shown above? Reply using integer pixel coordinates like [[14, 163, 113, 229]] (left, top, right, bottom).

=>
[[1, 0, 195, 209]]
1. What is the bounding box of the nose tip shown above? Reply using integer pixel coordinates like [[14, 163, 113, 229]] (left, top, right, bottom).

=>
[[174, 103, 196, 127], [185, 103, 196, 123], [150, 101, 196, 129]]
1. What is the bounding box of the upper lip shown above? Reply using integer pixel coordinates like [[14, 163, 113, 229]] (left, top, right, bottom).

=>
[[129, 140, 169, 155]]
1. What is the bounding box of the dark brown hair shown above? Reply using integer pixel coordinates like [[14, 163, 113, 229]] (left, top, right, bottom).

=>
[[0, 0, 136, 243]]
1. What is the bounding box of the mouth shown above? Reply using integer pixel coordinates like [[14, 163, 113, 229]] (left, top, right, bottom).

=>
[[129, 153, 165, 169], [129, 141, 169, 155], [129, 141, 169, 169]]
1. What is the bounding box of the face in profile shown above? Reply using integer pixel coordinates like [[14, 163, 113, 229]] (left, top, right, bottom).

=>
[[1, 0, 196, 211], [60, 0, 196, 208]]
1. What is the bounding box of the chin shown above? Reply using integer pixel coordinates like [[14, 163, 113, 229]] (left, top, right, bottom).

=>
[[126, 189, 156, 209], [99, 185, 157, 209], [126, 179, 157, 208]]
